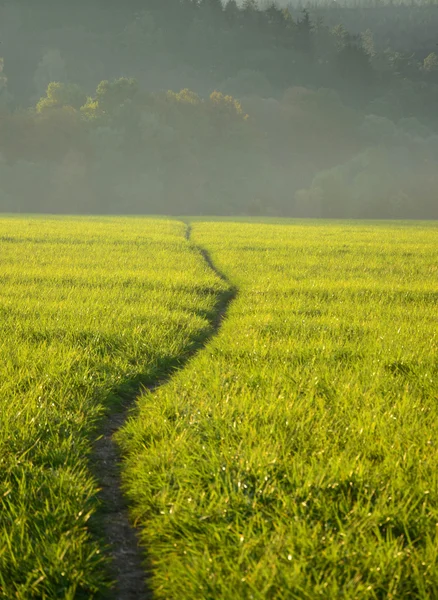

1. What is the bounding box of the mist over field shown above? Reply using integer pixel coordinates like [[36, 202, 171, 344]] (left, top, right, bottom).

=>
[[0, 0, 437, 218]]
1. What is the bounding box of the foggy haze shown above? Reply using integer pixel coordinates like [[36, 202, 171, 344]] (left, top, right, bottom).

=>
[[0, 0, 437, 219]]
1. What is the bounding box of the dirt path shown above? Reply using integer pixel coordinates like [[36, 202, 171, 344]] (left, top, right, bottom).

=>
[[91, 223, 237, 599], [93, 401, 152, 600]]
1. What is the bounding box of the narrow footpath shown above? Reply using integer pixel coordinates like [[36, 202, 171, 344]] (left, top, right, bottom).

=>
[[91, 223, 237, 600]]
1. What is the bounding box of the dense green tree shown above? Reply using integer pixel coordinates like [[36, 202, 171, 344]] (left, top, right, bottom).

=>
[[36, 82, 87, 112], [94, 77, 139, 116], [296, 9, 314, 58]]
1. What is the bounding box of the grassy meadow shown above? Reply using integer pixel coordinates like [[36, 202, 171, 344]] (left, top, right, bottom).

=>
[[0, 216, 436, 599], [0, 216, 226, 599], [119, 220, 438, 599]]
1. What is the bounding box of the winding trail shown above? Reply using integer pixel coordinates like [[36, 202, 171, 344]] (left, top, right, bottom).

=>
[[91, 223, 237, 599]]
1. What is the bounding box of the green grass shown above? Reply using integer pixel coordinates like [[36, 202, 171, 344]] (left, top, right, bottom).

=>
[[1, 216, 437, 599], [118, 220, 438, 599], [0, 216, 226, 599]]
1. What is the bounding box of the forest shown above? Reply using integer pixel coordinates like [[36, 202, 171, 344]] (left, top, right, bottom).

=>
[[0, 0, 437, 218]]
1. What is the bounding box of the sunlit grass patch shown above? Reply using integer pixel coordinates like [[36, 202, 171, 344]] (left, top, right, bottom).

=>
[[0, 216, 226, 599], [119, 219, 438, 599]]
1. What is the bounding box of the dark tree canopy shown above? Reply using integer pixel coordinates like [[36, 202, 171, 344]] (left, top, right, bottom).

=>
[[0, 0, 437, 218]]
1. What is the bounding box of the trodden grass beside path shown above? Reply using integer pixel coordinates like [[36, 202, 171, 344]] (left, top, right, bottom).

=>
[[119, 220, 438, 599], [0, 216, 227, 599]]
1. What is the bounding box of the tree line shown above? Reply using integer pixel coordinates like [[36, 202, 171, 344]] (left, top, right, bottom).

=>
[[0, 0, 437, 218]]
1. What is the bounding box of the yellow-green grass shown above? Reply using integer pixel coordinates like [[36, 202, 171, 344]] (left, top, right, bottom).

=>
[[119, 220, 438, 599], [0, 216, 226, 599]]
